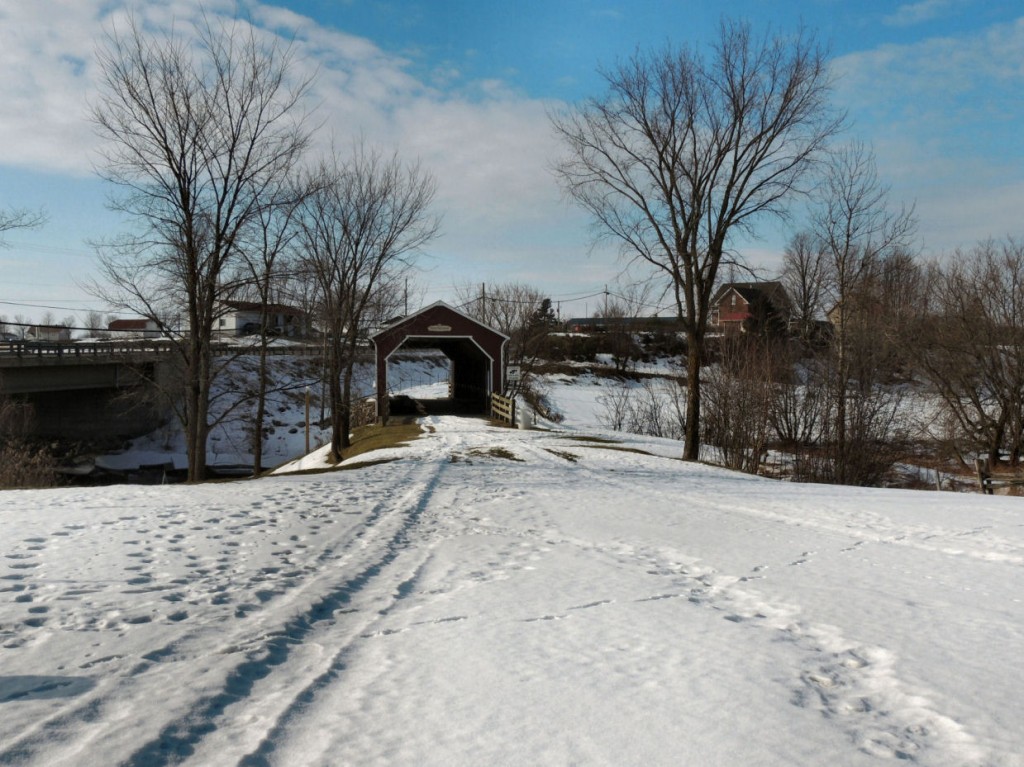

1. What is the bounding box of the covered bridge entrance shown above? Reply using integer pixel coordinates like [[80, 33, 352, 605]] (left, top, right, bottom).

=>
[[372, 302, 509, 422]]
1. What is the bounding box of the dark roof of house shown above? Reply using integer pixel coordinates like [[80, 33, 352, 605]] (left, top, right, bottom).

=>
[[108, 319, 152, 331], [712, 281, 792, 313]]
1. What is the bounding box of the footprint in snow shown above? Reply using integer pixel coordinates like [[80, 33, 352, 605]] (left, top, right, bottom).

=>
[[569, 599, 613, 611]]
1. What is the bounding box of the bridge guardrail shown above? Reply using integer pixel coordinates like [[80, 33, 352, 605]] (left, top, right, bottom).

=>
[[0, 340, 325, 364]]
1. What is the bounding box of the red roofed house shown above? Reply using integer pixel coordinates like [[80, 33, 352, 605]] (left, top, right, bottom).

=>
[[108, 318, 162, 339], [710, 281, 793, 336]]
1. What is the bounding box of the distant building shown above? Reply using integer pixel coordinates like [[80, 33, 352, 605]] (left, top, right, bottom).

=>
[[217, 301, 307, 337], [108, 318, 162, 339], [26, 325, 71, 342]]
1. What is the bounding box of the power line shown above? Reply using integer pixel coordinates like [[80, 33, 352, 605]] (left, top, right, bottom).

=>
[[0, 299, 124, 315]]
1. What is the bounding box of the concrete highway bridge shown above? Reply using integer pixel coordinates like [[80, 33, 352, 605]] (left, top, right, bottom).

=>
[[0, 340, 320, 440]]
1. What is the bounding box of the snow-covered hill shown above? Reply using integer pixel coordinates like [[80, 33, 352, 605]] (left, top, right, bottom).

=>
[[2, 416, 1022, 766]]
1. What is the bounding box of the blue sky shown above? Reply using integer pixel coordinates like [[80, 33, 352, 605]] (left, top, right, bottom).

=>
[[1, 0, 1022, 324]]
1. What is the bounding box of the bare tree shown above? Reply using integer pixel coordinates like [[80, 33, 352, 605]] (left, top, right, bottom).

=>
[[702, 336, 777, 474], [455, 281, 553, 396], [299, 144, 439, 461], [232, 175, 311, 474], [12, 315, 29, 340], [769, 354, 829, 449], [0, 207, 46, 246], [586, 281, 658, 373], [811, 141, 916, 484], [552, 19, 841, 460], [589, 293, 642, 374], [780, 230, 828, 342], [913, 240, 1024, 466], [815, 142, 916, 326], [83, 311, 110, 339], [89, 13, 313, 480], [597, 377, 687, 441]]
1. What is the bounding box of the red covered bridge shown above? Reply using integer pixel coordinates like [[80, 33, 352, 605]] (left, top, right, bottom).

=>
[[371, 302, 509, 422]]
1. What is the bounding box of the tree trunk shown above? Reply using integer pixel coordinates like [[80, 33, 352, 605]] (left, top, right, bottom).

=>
[[327, 335, 344, 462], [252, 331, 269, 475], [183, 331, 212, 483], [340, 362, 354, 450], [192, 392, 210, 482], [833, 326, 849, 485], [190, 339, 212, 482], [683, 331, 702, 461]]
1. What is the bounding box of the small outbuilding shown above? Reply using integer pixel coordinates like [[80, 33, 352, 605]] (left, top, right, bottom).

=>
[[371, 302, 509, 422]]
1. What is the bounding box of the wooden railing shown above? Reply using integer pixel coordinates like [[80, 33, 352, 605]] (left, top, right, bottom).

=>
[[490, 392, 516, 425]]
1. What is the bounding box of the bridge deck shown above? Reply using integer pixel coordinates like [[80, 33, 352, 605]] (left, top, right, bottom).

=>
[[0, 341, 322, 368]]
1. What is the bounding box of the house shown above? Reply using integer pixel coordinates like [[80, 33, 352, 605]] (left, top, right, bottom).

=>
[[108, 318, 162, 339], [26, 324, 71, 342], [710, 281, 792, 336], [217, 301, 306, 338]]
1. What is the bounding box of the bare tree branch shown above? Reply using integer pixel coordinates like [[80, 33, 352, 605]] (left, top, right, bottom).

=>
[[552, 19, 841, 458], [298, 142, 439, 461], [88, 12, 314, 480], [0, 207, 47, 246]]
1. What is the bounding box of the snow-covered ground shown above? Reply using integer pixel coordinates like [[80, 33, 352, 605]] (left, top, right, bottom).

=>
[[3, 412, 1023, 766]]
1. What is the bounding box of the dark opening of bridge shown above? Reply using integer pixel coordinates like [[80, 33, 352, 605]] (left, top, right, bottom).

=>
[[372, 302, 509, 422]]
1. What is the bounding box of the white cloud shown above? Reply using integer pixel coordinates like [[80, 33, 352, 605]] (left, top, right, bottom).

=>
[[0, 0, 611, 301], [0, 0, 283, 175], [832, 17, 1024, 254], [883, 0, 954, 27], [0, 2, 104, 175]]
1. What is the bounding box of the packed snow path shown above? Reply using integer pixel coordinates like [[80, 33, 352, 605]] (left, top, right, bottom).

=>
[[2, 416, 1023, 766]]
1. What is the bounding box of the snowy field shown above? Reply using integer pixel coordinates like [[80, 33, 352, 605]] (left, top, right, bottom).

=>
[[3, 413, 1024, 766]]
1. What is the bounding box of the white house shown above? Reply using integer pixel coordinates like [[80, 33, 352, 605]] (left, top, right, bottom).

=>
[[217, 301, 306, 337], [27, 325, 71, 342]]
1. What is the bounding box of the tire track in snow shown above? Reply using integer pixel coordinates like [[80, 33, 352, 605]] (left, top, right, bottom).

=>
[[114, 457, 450, 767], [231, 433, 476, 766]]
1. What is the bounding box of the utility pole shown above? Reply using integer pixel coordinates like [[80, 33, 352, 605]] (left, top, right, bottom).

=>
[[480, 282, 486, 318]]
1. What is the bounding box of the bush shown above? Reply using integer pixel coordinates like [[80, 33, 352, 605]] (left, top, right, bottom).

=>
[[0, 396, 59, 488], [0, 442, 59, 488]]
